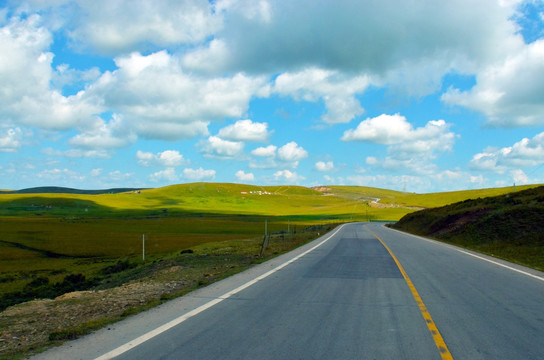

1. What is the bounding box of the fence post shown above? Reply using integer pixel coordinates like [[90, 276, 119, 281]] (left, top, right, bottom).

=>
[[259, 235, 268, 257]]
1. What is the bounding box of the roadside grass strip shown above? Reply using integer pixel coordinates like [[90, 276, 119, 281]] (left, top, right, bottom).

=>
[[94, 224, 346, 360], [365, 225, 454, 360]]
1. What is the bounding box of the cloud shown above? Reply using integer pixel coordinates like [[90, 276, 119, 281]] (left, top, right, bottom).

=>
[[315, 161, 334, 172], [149, 167, 178, 182], [0, 15, 100, 131], [249, 142, 307, 169], [37, 168, 84, 182], [135, 121, 209, 141], [187, 0, 519, 85], [69, 114, 136, 149], [52, 63, 101, 92], [199, 136, 244, 159], [251, 145, 277, 157], [273, 169, 305, 183], [366, 157, 378, 165], [344, 114, 457, 174], [0, 128, 23, 152], [469, 131, 544, 173], [273, 68, 368, 124], [442, 39, 544, 127], [136, 150, 187, 167], [108, 170, 134, 182], [235, 170, 255, 181], [511, 169, 529, 184], [277, 141, 308, 166], [89, 51, 267, 141], [342, 114, 456, 156], [65, 0, 221, 54], [182, 167, 216, 181], [342, 114, 412, 144], [42, 147, 111, 159], [217, 119, 271, 142]]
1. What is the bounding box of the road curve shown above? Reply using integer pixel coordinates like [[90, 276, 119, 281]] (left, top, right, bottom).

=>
[[33, 223, 544, 360]]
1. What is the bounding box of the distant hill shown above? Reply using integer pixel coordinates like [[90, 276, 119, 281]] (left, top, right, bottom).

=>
[[2, 182, 544, 223], [392, 186, 544, 270], [0, 186, 146, 195]]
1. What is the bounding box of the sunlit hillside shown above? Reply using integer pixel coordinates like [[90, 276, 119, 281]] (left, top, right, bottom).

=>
[[2, 182, 542, 219]]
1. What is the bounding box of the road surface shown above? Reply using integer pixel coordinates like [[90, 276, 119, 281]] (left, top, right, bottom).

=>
[[33, 222, 544, 359]]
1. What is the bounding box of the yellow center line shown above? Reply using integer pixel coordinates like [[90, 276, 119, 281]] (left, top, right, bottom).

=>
[[364, 225, 454, 360]]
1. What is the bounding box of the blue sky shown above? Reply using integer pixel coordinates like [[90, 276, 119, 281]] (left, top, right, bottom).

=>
[[1, 0, 544, 193]]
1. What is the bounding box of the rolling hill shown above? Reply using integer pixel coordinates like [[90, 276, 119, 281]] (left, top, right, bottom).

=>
[[392, 185, 544, 270], [1, 182, 542, 220]]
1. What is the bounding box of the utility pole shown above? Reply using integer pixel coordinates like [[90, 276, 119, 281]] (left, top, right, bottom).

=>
[[142, 234, 146, 262]]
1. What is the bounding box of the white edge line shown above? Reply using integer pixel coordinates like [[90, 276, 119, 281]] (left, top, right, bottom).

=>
[[387, 226, 544, 282], [95, 224, 346, 360], [456, 249, 544, 282]]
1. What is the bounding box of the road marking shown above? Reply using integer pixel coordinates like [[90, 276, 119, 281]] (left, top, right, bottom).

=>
[[389, 226, 544, 282], [95, 224, 346, 360], [456, 249, 544, 282], [365, 225, 454, 360]]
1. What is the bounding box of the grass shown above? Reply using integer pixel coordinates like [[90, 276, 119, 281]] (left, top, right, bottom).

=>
[[2, 181, 544, 358], [321, 185, 408, 201], [392, 185, 544, 271], [0, 214, 313, 299], [1, 181, 543, 310], [0, 224, 335, 359], [379, 184, 540, 208]]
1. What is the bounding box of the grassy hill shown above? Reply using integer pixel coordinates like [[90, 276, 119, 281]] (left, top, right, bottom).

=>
[[392, 186, 544, 270], [0, 186, 145, 195], [2, 181, 544, 357], [379, 184, 538, 208], [0, 182, 411, 219]]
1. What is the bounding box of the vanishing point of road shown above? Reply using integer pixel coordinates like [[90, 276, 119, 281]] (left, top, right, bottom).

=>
[[34, 223, 544, 359]]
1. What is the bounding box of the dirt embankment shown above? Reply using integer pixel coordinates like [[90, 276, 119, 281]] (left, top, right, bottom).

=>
[[0, 268, 189, 358]]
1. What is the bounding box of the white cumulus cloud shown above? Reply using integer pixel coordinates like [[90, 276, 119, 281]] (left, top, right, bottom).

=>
[[0, 128, 23, 152], [442, 39, 544, 127], [66, 0, 221, 54], [87, 51, 267, 141], [182, 167, 216, 181], [69, 114, 136, 149], [137, 150, 187, 167], [235, 170, 255, 181], [470, 131, 544, 173], [0, 15, 101, 131], [149, 167, 178, 182], [277, 141, 308, 166], [315, 161, 334, 172], [199, 136, 244, 159], [273, 68, 368, 124], [217, 119, 271, 142], [342, 114, 456, 155], [273, 170, 305, 183], [251, 145, 277, 157]]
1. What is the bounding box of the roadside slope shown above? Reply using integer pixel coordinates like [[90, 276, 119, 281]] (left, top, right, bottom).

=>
[[392, 186, 544, 270]]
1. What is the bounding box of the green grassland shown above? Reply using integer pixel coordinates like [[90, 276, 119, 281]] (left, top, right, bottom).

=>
[[319, 185, 408, 201], [378, 184, 538, 208], [1, 181, 542, 311], [392, 185, 544, 270]]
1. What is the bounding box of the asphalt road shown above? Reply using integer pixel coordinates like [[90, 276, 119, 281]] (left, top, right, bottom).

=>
[[33, 222, 544, 360]]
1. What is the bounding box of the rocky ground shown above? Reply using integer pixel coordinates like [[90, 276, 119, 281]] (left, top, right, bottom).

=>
[[0, 266, 193, 359]]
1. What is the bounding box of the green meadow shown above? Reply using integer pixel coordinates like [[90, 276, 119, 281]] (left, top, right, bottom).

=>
[[0, 182, 541, 309]]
